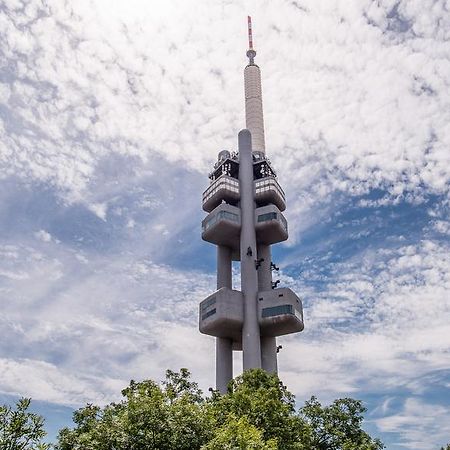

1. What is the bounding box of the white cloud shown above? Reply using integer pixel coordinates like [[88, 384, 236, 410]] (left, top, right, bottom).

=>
[[88, 202, 108, 220], [0, 357, 124, 406], [34, 230, 52, 242], [278, 239, 450, 448], [0, 0, 448, 213], [0, 240, 215, 404], [375, 398, 450, 450]]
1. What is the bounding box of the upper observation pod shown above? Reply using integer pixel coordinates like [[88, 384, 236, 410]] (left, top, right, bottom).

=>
[[244, 16, 266, 153]]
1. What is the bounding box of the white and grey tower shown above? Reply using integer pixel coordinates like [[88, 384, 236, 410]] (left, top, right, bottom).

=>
[[199, 17, 304, 393]]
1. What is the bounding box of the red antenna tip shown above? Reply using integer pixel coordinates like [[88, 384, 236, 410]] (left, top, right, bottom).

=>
[[247, 16, 253, 50]]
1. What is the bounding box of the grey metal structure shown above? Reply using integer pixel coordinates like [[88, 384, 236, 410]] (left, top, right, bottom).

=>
[[199, 17, 304, 393]]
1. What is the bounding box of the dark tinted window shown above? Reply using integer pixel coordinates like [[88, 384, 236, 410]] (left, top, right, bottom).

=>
[[262, 304, 293, 318]]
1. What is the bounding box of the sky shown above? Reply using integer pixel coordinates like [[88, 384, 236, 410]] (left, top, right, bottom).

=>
[[0, 0, 449, 448]]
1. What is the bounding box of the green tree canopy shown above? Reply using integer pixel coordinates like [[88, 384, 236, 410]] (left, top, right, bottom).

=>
[[207, 369, 306, 449], [0, 398, 50, 450], [202, 416, 278, 450], [56, 369, 210, 450], [299, 396, 384, 450], [55, 368, 384, 450]]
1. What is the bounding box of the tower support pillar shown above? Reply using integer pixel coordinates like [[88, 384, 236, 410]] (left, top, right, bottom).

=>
[[261, 336, 278, 373], [216, 245, 233, 393], [217, 245, 232, 288], [216, 337, 233, 393]]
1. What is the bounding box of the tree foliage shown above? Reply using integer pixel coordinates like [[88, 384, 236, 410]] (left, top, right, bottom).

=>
[[208, 369, 306, 449], [300, 396, 384, 450], [202, 416, 278, 450], [56, 369, 210, 450], [55, 368, 384, 450], [0, 398, 50, 450]]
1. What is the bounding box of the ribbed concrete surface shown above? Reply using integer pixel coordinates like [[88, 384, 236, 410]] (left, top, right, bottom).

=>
[[244, 65, 266, 153]]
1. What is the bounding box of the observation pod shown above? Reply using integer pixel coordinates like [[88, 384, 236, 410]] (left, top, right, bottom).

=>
[[199, 287, 243, 342], [198, 17, 304, 393], [258, 288, 304, 337]]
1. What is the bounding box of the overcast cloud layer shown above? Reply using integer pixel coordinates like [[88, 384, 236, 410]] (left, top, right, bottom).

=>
[[0, 0, 449, 448]]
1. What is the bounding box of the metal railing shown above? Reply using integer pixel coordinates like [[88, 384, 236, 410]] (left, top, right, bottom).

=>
[[202, 175, 240, 205], [254, 177, 285, 201]]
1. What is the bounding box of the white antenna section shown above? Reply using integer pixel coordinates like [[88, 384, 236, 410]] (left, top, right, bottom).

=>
[[244, 16, 266, 154]]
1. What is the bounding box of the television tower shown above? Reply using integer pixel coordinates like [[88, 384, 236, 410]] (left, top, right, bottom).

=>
[[199, 17, 304, 393]]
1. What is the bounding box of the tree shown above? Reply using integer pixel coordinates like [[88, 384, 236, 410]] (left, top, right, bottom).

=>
[[56, 369, 212, 450], [201, 416, 278, 450], [207, 369, 306, 449], [439, 445, 450, 450], [0, 398, 50, 450], [56, 368, 384, 450], [299, 396, 384, 450]]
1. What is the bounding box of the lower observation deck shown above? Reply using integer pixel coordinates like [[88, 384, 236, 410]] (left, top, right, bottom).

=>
[[199, 287, 303, 341], [199, 287, 243, 341], [255, 205, 288, 244], [258, 288, 304, 337], [202, 203, 288, 252]]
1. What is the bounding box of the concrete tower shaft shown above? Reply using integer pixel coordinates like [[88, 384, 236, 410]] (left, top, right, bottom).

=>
[[244, 65, 266, 153], [239, 129, 262, 370]]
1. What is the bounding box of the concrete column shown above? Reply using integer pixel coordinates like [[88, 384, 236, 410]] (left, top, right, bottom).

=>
[[239, 129, 261, 370], [258, 244, 278, 374], [261, 336, 278, 373], [216, 337, 233, 393], [216, 245, 233, 393], [217, 245, 232, 288]]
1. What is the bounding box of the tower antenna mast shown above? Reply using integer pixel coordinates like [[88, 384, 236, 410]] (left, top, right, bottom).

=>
[[248, 16, 253, 50], [247, 16, 256, 64]]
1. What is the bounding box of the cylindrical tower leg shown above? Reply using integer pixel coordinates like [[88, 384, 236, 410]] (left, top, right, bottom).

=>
[[257, 244, 278, 374], [216, 245, 233, 393], [217, 245, 232, 288], [216, 337, 233, 393], [239, 129, 261, 370], [261, 336, 278, 373]]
